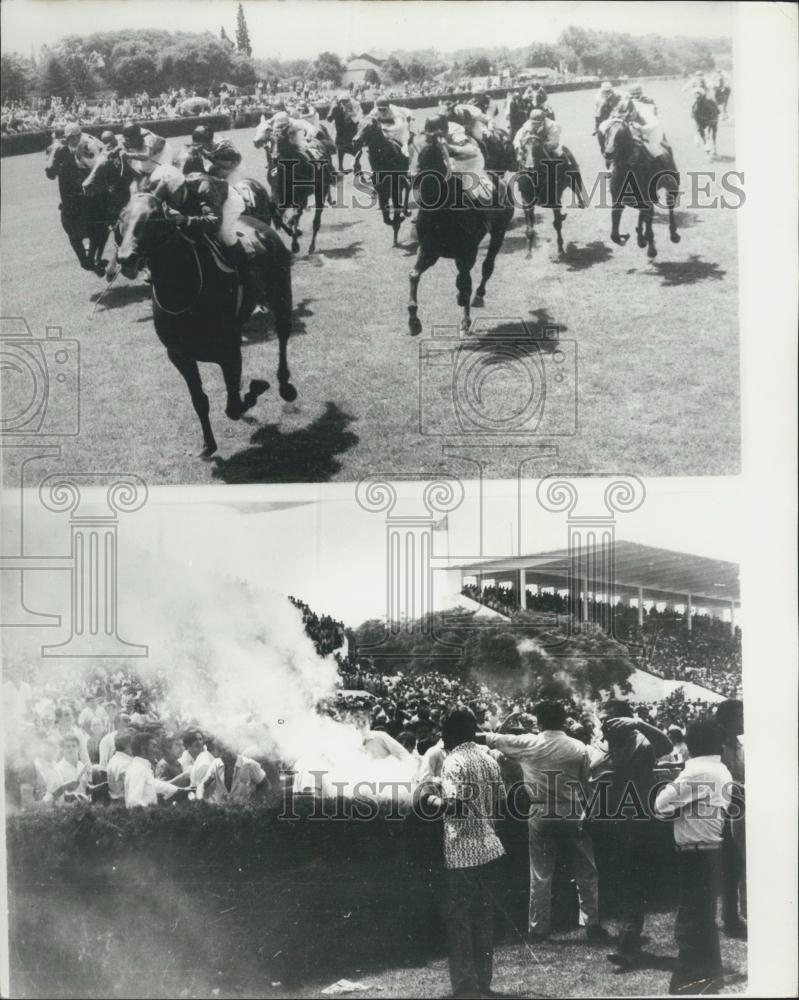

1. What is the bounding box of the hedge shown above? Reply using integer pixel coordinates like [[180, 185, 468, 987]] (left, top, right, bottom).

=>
[[6, 796, 678, 998], [0, 76, 682, 159]]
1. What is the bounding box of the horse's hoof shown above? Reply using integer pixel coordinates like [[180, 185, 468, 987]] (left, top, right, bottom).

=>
[[249, 378, 270, 397], [611, 234, 629, 246], [670, 233, 682, 244], [225, 406, 242, 421], [279, 382, 298, 403], [200, 441, 218, 459], [471, 294, 485, 308], [459, 319, 470, 334], [408, 315, 422, 336], [637, 236, 647, 249], [647, 247, 657, 260], [525, 251, 532, 260], [291, 243, 300, 254]]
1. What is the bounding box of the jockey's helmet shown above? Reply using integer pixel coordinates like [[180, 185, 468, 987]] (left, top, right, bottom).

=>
[[64, 122, 81, 142], [629, 84, 643, 99], [149, 164, 186, 199], [212, 144, 242, 167], [423, 114, 449, 137], [100, 130, 116, 146], [192, 125, 214, 147], [528, 108, 547, 124], [600, 81, 613, 93], [271, 111, 290, 130], [535, 88, 548, 102], [122, 123, 144, 148], [375, 98, 392, 119]]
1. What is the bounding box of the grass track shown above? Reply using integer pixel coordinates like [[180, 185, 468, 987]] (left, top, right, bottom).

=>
[[0, 80, 739, 484]]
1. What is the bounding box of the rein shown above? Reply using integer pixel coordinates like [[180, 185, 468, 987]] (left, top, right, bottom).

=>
[[150, 231, 204, 317]]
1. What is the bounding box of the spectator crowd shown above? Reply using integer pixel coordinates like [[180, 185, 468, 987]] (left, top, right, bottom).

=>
[[462, 584, 742, 698]]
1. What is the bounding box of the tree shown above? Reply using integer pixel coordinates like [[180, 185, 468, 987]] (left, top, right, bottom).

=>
[[37, 51, 74, 100], [220, 26, 234, 48], [312, 50, 345, 85], [464, 55, 492, 77], [363, 67, 380, 87], [106, 41, 160, 96], [235, 3, 252, 58], [382, 55, 406, 84], [1, 53, 35, 102]]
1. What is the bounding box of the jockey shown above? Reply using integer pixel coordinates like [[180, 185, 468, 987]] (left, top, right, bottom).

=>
[[179, 125, 243, 180], [514, 107, 563, 164], [119, 122, 172, 178], [366, 97, 413, 156], [628, 83, 658, 115], [423, 113, 495, 208], [532, 86, 556, 120], [64, 122, 103, 172], [100, 130, 118, 152], [604, 95, 666, 160], [148, 164, 251, 299], [594, 81, 621, 146]]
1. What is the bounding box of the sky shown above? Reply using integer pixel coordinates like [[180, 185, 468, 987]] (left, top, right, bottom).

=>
[[1, 0, 735, 59], [7, 476, 741, 630]]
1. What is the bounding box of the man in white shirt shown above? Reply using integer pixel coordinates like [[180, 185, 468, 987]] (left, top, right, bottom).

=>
[[98, 713, 131, 770], [106, 732, 134, 803], [480, 701, 607, 942], [178, 729, 204, 771], [124, 732, 181, 808], [654, 721, 732, 995], [196, 744, 269, 804], [54, 734, 90, 805]]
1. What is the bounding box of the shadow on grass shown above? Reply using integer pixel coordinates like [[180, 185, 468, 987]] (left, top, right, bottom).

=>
[[465, 307, 567, 362], [564, 240, 613, 271], [313, 240, 365, 261], [320, 217, 364, 232], [647, 255, 727, 287], [240, 297, 316, 345], [90, 282, 151, 310], [211, 401, 358, 483], [654, 211, 702, 230]]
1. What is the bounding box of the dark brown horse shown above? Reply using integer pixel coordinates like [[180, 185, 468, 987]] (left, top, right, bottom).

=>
[[513, 136, 587, 258], [408, 131, 514, 335], [692, 93, 720, 157], [351, 116, 411, 246], [115, 193, 297, 457], [602, 119, 681, 259], [46, 141, 110, 273]]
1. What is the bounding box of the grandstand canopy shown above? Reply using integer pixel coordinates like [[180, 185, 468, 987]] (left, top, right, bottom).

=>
[[455, 540, 739, 608]]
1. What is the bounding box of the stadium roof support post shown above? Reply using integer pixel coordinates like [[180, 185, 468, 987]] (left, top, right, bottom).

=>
[[686, 593, 693, 632], [519, 568, 527, 610], [729, 599, 735, 635], [637, 585, 644, 627], [583, 573, 589, 625]]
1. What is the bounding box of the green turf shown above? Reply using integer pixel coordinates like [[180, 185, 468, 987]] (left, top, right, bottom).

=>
[[0, 80, 739, 483]]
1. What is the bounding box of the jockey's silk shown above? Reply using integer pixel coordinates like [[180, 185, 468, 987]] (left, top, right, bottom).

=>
[[122, 129, 173, 176], [513, 119, 563, 166], [370, 104, 412, 154], [219, 184, 246, 246], [73, 133, 104, 171]]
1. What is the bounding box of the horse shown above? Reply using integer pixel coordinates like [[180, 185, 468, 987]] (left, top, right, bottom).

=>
[[602, 118, 681, 259], [351, 116, 411, 246], [713, 82, 731, 118], [46, 141, 109, 274], [114, 192, 297, 458], [408, 134, 514, 335], [513, 136, 587, 258], [253, 117, 336, 254], [692, 92, 720, 157]]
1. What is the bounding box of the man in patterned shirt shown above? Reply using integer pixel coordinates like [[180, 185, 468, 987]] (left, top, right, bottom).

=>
[[425, 708, 505, 998]]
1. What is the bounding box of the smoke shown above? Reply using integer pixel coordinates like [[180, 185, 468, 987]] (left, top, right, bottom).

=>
[[3, 545, 414, 800]]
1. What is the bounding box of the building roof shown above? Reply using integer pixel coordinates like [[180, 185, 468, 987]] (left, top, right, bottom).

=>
[[454, 540, 740, 605], [348, 53, 385, 67]]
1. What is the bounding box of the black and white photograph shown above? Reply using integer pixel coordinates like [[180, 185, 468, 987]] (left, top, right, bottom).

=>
[[0, 2, 796, 1000]]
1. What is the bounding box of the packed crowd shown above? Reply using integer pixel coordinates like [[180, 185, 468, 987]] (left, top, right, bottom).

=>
[[2, 588, 737, 814], [462, 584, 742, 698]]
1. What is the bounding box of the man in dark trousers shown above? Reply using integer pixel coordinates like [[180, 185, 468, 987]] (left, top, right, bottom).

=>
[[422, 708, 506, 999], [715, 699, 746, 938], [589, 700, 673, 971], [655, 721, 732, 994]]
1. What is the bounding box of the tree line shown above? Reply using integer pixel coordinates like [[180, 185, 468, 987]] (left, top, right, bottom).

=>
[[1, 23, 730, 103]]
